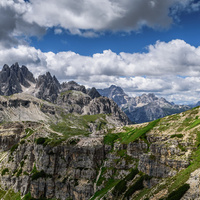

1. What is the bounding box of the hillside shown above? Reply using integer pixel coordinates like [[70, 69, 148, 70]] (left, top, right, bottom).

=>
[[98, 85, 190, 123], [0, 64, 200, 200], [0, 97, 200, 199]]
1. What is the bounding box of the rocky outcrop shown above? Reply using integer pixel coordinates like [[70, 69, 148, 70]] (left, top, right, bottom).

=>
[[35, 72, 61, 103], [183, 168, 200, 199], [61, 81, 87, 94], [0, 63, 35, 96], [1, 105, 200, 200], [83, 96, 130, 125], [57, 90, 92, 114], [0, 94, 57, 122], [86, 87, 101, 99]]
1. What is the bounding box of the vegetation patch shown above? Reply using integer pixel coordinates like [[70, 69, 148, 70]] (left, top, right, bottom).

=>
[[90, 179, 120, 200], [103, 132, 122, 146], [10, 143, 19, 154], [125, 168, 139, 181], [35, 137, 48, 145], [1, 168, 9, 176], [120, 119, 160, 144], [166, 184, 190, 200], [0, 189, 21, 200], [16, 168, 22, 177], [50, 122, 90, 139], [170, 134, 183, 138], [31, 170, 52, 181], [178, 144, 186, 152], [112, 179, 127, 196], [124, 175, 145, 198], [20, 161, 25, 168], [20, 140, 25, 145], [187, 118, 200, 130], [24, 128, 34, 139], [96, 167, 106, 186]]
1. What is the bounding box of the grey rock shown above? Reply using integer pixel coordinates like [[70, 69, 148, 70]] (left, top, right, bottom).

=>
[[35, 72, 61, 103], [98, 85, 190, 123], [98, 85, 129, 106], [86, 87, 101, 99], [0, 63, 35, 96]]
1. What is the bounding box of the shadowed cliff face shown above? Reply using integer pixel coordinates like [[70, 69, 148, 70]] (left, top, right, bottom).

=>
[[1, 106, 200, 200]]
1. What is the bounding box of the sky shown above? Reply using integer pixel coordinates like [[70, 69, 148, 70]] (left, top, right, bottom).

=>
[[0, 0, 200, 104]]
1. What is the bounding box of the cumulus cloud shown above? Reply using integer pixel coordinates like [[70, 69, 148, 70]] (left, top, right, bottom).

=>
[[0, 0, 198, 45], [23, 0, 196, 34], [0, 39, 200, 104], [0, 0, 45, 47]]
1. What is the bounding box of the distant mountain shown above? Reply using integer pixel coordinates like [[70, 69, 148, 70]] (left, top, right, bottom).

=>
[[97, 85, 129, 106], [98, 85, 191, 123]]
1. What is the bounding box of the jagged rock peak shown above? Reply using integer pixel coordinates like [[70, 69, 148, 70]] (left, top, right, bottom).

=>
[[97, 84, 129, 106], [61, 81, 101, 99], [86, 87, 101, 99], [0, 63, 36, 96], [35, 71, 61, 103], [61, 81, 87, 94]]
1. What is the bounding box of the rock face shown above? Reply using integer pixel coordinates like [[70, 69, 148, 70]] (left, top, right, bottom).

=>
[[0, 63, 35, 96], [61, 81, 87, 94], [35, 72, 61, 103], [86, 87, 101, 99], [98, 85, 190, 123], [0, 98, 200, 199], [0, 132, 104, 200], [98, 85, 129, 106]]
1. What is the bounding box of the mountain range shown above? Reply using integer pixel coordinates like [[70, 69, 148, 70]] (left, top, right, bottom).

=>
[[98, 85, 191, 123], [0, 63, 200, 200]]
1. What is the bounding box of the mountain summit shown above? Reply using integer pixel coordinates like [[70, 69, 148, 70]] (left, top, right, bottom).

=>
[[0, 63, 36, 96], [98, 85, 190, 123]]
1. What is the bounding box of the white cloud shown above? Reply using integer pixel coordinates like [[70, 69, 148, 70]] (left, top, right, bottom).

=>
[[0, 0, 45, 47], [54, 28, 62, 35], [15, 0, 200, 36], [0, 0, 198, 45], [1, 39, 200, 104]]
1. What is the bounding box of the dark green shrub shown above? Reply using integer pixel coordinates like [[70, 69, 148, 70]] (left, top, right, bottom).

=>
[[35, 137, 47, 145], [23, 171, 29, 175], [1, 168, 9, 176], [124, 176, 144, 198], [23, 192, 37, 200], [10, 143, 19, 154], [20, 161, 25, 167], [166, 184, 190, 200], [149, 154, 156, 160], [16, 168, 22, 177], [171, 134, 183, 138], [125, 168, 139, 181], [31, 170, 46, 180], [20, 140, 25, 145], [112, 179, 127, 196], [31, 164, 38, 174], [178, 144, 186, 151], [31, 170, 52, 181]]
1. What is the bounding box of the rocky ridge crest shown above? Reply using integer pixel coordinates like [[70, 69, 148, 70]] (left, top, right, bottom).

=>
[[98, 85, 190, 123]]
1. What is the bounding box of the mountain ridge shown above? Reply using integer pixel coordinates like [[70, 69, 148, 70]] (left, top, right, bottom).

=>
[[98, 85, 191, 123]]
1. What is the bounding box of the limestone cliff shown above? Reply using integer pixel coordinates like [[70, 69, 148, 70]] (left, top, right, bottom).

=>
[[0, 99, 200, 199]]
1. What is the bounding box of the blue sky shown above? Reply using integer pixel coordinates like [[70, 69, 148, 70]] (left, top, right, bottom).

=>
[[30, 10, 200, 56], [0, 0, 200, 104]]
